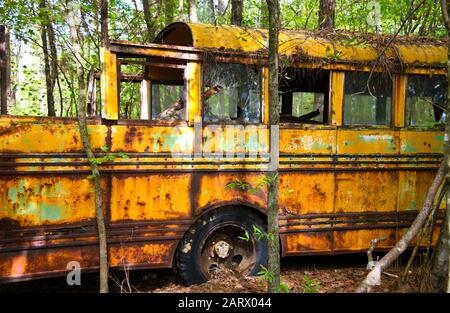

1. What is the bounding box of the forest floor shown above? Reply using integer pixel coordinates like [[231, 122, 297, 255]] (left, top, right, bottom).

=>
[[0, 253, 427, 293]]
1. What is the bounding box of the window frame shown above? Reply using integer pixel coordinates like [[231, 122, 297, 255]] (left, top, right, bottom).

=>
[[278, 66, 332, 127], [342, 71, 395, 129], [116, 57, 188, 124], [201, 62, 264, 125], [403, 73, 447, 131]]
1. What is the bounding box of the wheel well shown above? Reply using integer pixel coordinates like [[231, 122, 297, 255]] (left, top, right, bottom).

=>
[[171, 204, 267, 272]]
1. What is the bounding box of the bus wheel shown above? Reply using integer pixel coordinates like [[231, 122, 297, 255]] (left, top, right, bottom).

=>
[[176, 207, 267, 285]]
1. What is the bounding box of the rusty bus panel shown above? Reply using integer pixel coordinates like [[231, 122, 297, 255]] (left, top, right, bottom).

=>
[[284, 232, 333, 255], [279, 172, 334, 215], [111, 125, 194, 153], [0, 118, 107, 153], [397, 171, 437, 212], [335, 171, 398, 213], [110, 174, 192, 222], [0, 245, 99, 282], [194, 173, 267, 216], [279, 128, 336, 155], [0, 176, 99, 228], [109, 242, 176, 268], [337, 130, 399, 155], [334, 228, 397, 251], [399, 130, 444, 154]]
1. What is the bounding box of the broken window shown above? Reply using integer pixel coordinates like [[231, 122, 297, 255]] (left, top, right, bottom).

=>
[[279, 68, 329, 124], [118, 62, 143, 119], [203, 63, 261, 123], [151, 83, 186, 120], [118, 57, 187, 121], [406, 74, 447, 127], [343, 72, 392, 126]]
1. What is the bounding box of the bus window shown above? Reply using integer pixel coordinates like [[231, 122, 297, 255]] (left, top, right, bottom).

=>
[[117, 58, 187, 121], [203, 63, 261, 123], [406, 74, 447, 127], [151, 83, 186, 120], [343, 72, 392, 126], [279, 68, 329, 124]]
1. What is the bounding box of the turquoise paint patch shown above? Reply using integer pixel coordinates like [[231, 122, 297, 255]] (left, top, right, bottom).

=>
[[312, 142, 332, 151], [402, 143, 418, 152], [7, 179, 67, 222], [435, 134, 444, 142]]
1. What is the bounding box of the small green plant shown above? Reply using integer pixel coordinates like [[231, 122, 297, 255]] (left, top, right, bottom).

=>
[[252, 225, 265, 241], [86, 151, 129, 179], [275, 283, 290, 293], [257, 265, 274, 283], [237, 230, 250, 242], [302, 274, 321, 293], [225, 179, 250, 191]]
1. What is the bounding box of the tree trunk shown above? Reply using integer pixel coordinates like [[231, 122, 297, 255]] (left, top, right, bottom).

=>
[[266, 0, 281, 293], [39, 0, 56, 116], [231, 0, 243, 26], [437, 0, 450, 293], [101, 0, 110, 48], [69, 0, 109, 293], [208, 0, 216, 24], [142, 0, 155, 41], [318, 0, 335, 30], [0, 25, 9, 115], [189, 0, 198, 23], [178, 0, 184, 21], [47, 20, 59, 116], [356, 161, 445, 292]]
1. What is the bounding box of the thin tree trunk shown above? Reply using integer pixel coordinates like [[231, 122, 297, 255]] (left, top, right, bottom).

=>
[[178, 0, 184, 21], [356, 161, 445, 293], [189, 0, 198, 23], [101, 0, 110, 49], [142, 0, 154, 41], [318, 0, 335, 30], [39, 0, 56, 116], [69, 0, 109, 293], [438, 0, 450, 293], [208, 0, 216, 24], [47, 20, 59, 116], [266, 0, 281, 293], [231, 0, 243, 26], [0, 25, 9, 115]]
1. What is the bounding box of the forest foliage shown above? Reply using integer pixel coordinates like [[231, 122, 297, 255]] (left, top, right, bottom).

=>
[[0, 0, 447, 118]]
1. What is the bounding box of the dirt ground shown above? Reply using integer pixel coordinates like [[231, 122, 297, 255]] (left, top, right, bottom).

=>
[[0, 253, 425, 293]]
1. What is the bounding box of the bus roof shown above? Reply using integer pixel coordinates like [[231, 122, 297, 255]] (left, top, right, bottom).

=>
[[154, 22, 447, 69]]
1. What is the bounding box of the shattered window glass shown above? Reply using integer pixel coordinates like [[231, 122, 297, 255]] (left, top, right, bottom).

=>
[[406, 75, 447, 127], [292, 92, 324, 122], [151, 84, 186, 121], [203, 63, 261, 123], [344, 72, 392, 126]]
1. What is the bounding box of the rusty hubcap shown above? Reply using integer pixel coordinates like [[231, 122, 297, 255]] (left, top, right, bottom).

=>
[[199, 224, 257, 278]]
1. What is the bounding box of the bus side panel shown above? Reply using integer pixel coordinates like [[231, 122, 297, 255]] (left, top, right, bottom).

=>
[[109, 174, 192, 222], [278, 128, 336, 255], [194, 172, 268, 215], [397, 129, 444, 247], [333, 129, 400, 251]]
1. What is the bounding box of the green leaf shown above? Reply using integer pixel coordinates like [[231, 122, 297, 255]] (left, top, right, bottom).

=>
[[276, 283, 290, 293], [237, 230, 250, 242], [253, 225, 265, 241]]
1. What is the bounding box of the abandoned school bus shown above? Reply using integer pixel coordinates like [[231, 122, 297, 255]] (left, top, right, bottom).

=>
[[0, 22, 448, 284]]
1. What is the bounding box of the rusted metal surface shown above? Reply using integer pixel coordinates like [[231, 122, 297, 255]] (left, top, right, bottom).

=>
[[0, 26, 446, 283], [155, 23, 447, 70]]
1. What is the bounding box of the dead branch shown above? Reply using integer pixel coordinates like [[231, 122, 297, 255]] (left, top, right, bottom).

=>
[[355, 161, 445, 293]]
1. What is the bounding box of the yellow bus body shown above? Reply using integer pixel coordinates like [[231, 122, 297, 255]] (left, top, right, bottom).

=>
[[0, 23, 446, 282]]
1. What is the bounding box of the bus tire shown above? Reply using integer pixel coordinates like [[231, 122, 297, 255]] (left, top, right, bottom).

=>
[[176, 207, 267, 285]]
